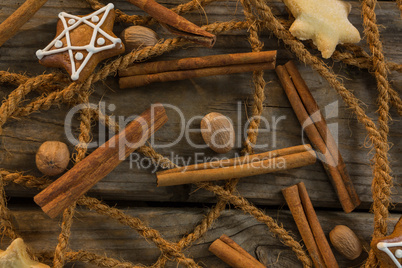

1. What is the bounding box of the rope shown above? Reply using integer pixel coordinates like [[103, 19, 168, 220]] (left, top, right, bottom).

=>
[[86, 0, 216, 26], [77, 195, 200, 267], [240, 0, 265, 155], [0, 73, 65, 134], [0, 71, 28, 86], [361, 0, 393, 239], [53, 90, 91, 267], [0, 0, 400, 266], [0, 179, 19, 240], [7, 20, 246, 125], [66, 251, 142, 268], [200, 182, 313, 267], [361, 0, 394, 265]]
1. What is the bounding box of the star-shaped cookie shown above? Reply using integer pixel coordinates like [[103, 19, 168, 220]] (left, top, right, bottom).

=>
[[0, 238, 49, 268], [372, 216, 402, 267], [36, 3, 125, 82], [283, 0, 361, 58]]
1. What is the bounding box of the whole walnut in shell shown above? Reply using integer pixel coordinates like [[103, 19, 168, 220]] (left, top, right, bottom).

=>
[[36, 141, 70, 176]]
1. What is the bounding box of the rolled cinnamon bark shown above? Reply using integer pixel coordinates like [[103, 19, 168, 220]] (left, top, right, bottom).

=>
[[156, 145, 316, 187], [119, 51, 277, 76], [297, 183, 339, 268], [0, 0, 48, 47], [284, 61, 359, 207], [34, 104, 168, 218], [127, 0, 215, 47], [161, 144, 310, 173], [275, 63, 360, 213], [119, 51, 277, 88], [282, 184, 326, 268], [120, 62, 276, 88], [209, 235, 265, 268]]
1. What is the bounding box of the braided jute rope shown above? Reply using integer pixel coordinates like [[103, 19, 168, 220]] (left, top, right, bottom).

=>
[[0, 0, 401, 267], [93, 106, 312, 266], [0, 73, 67, 134], [65, 251, 141, 268], [245, 1, 395, 265], [361, 0, 393, 265], [86, 0, 216, 26], [6, 21, 246, 124], [0, 179, 19, 241], [362, 0, 392, 231], [54, 90, 93, 268]]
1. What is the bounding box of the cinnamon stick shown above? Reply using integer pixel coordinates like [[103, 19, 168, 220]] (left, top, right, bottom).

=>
[[120, 62, 276, 88], [119, 51, 277, 88], [162, 144, 310, 173], [156, 144, 316, 186], [284, 61, 359, 207], [34, 104, 168, 218], [0, 0, 48, 47], [127, 0, 215, 47], [297, 183, 339, 268], [282, 183, 338, 268], [275, 63, 360, 213], [209, 234, 265, 268], [119, 51, 277, 76]]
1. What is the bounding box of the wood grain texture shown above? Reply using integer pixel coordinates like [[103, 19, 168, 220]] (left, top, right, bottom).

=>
[[119, 51, 277, 76], [276, 64, 358, 213], [119, 61, 277, 88], [0, 0, 401, 211], [0, 0, 49, 47], [209, 236, 266, 268], [156, 147, 316, 186], [282, 184, 326, 267], [0, 204, 397, 267], [284, 60, 360, 209], [34, 104, 168, 218], [127, 0, 216, 47]]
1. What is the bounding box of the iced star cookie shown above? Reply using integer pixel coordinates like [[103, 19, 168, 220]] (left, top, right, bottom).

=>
[[36, 3, 125, 82], [372, 216, 402, 267], [283, 0, 361, 58]]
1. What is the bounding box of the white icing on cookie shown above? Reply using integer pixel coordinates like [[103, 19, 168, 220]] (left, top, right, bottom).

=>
[[75, 52, 84, 60], [396, 249, 402, 259], [91, 16, 99, 23], [54, 40, 63, 48], [97, 37, 105, 45], [68, 19, 76, 25], [377, 242, 402, 268], [35, 3, 122, 81]]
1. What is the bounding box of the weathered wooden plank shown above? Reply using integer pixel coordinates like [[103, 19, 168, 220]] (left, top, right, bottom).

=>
[[0, 0, 401, 210], [1, 205, 397, 267]]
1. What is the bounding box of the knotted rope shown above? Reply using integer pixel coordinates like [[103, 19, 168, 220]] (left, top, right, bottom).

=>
[[0, 0, 400, 267]]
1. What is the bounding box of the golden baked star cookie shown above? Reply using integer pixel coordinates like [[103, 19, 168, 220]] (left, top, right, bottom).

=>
[[0, 238, 49, 268], [283, 0, 361, 58], [36, 3, 125, 82]]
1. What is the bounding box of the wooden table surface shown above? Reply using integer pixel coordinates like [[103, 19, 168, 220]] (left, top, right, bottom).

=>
[[0, 0, 401, 267]]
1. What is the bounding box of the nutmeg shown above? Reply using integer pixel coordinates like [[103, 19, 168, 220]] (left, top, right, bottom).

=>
[[35, 141, 70, 176], [329, 225, 363, 260], [201, 112, 235, 154], [120, 26, 159, 52]]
